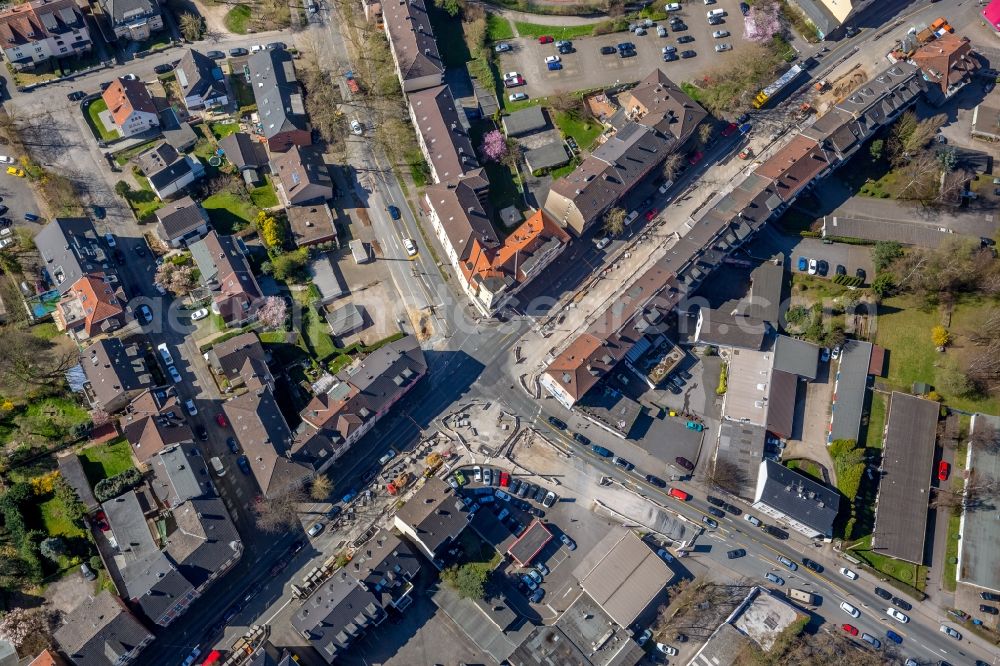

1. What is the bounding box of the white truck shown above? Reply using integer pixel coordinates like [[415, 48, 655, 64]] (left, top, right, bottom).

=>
[[350, 239, 371, 264], [788, 588, 817, 605]]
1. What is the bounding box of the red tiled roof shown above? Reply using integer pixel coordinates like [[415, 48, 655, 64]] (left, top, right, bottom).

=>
[[70, 273, 124, 337], [910, 34, 979, 95], [103, 77, 157, 127]]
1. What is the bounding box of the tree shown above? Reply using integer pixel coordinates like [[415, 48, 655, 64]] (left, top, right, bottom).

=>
[[870, 272, 895, 299], [270, 249, 309, 282], [54, 479, 86, 526], [706, 457, 748, 495], [178, 12, 204, 41], [441, 562, 490, 599], [869, 139, 884, 161], [603, 207, 627, 237], [480, 129, 507, 162], [255, 487, 307, 533], [0, 327, 77, 395], [39, 537, 65, 562], [500, 140, 523, 172], [932, 325, 950, 348], [310, 475, 332, 500], [114, 180, 131, 198], [871, 241, 903, 273], [256, 296, 287, 330], [257, 212, 285, 250], [971, 421, 1000, 455], [0, 607, 56, 654], [894, 150, 940, 203], [549, 92, 582, 117], [155, 262, 197, 296], [938, 146, 958, 172], [697, 122, 714, 148], [662, 152, 684, 183], [435, 0, 463, 16], [936, 358, 974, 398], [823, 323, 846, 349]]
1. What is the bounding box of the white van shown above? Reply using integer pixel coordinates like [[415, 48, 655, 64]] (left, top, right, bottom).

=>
[[707, 9, 726, 18], [210, 456, 225, 477], [157, 343, 174, 366]]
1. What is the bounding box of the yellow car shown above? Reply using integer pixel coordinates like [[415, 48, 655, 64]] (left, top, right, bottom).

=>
[[6, 167, 24, 177]]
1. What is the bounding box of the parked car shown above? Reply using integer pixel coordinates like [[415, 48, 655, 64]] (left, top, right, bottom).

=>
[[938, 460, 950, 481], [190, 308, 209, 321], [168, 366, 183, 384], [136, 304, 153, 325], [307, 522, 324, 537], [940, 625, 961, 640], [509, 92, 528, 102], [677, 35, 695, 44], [229, 47, 249, 56], [982, 591, 1000, 601], [237, 455, 252, 475], [776, 556, 797, 570], [836, 264, 847, 276], [980, 604, 999, 614], [403, 238, 417, 256], [613, 456, 634, 471], [681, 49, 696, 58], [842, 624, 858, 636], [861, 633, 881, 649], [665, 2, 681, 9], [154, 63, 173, 74], [840, 602, 860, 618], [808, 258, 818, 274], [712, 29, 730, 38], [885, 608, 909, 623], [675, 456, 694, 471], [891, 596, 912, 611], [494, 42, 512, 52], [546, 61, 563, 71], [559, 534, 576, 550], [206, 50, 225, 59], [538, 35, 554, 44], [573, 432, 591, 446], [530, 588, 545, 603], [764, 572, 784, 585], [885, 629, 903, 645], [196, 426, 208, 441], [839, 567, 858, 580], [548, 416, 567, 430], [215, 413, 228, 427], [542, 491, 557, 508], [67, 90, 87, 101], [714, 43, 732, 52], [817, 259, 829, 276], [600, 46, 617, 55], [592, 445, 613, 458], [702, 516, 718, 528], [874, 587, 892, 600], [656, 643, 678, 656], [80, 563, 96, 580], [744, 514, 761, 527], [544, 55, 561, 64], [708, 507, 725, 518], [645, 474, 667, 488], [856, 267, 867, 282]]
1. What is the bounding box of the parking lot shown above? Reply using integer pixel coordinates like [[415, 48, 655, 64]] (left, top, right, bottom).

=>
[[497, 1, 754, 101]]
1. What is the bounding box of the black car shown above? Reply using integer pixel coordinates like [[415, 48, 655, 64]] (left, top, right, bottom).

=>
[[891, 596, 912, 611], [291, 538, 306, 554], [206, 50, 226, 59], [702, 516, 718, 528], [134, 244, 148, 257], [0, 217, 10, 228], [663, 53, 679, 62], [677, 35, 695, 43], [680, 50, 696, 59], [856, 267, 866, 282], [113, 248, 126, 264], [727, 549, 746, 559], [548, 416, 568, 430], [558, 45, 574, 54], [91, 205, 106, 220], [980, 605, 998, 615], [195, 425, 208, 441], [326, 505, 343, 520], [67, 90, 87, 101], [266, 42, 287, 50], [528, 506, 545, 518], [740, 1, 750, 14], [708, 507, 726, 518], [572, 432, 591, 446], [723, 503, 742, 516], [817, 260, 829, 276], [620, 49, 637, 58], [675, 456, 694, 471], [533, 486, 547, 502], [672, 22, 687, 31], [836, 264, 846, 276], [763, 525, 789, 540], [99, 81, 112, 91], [638, 475, 662, 489], [707, 496, 724, 507], [600, 46, 617, 55], [154, 63, 173, 74], [229, 47, 249, 57], [616, 41, 635, 51], [874, 587, 892, 600], [0, 205, 8, 216], [801, 558, 823, 573], [613, 456, 634, 471], [982, 591, 1000, 601]]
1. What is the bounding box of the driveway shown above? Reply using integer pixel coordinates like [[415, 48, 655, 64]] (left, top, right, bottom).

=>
[[496, 0, 754, 101]]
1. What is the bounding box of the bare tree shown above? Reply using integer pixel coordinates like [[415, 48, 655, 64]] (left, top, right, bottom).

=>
[[310, 475, 333, 501], [971, 420, 999, 455], [697, 123, 714, 149], [662, 152, 684, 183], [603, 207, 627, 237], [707, 457, 748, 495], [0, 327, 77, 395], [255, 487, 307, 533], [894, 151, 939, 203]]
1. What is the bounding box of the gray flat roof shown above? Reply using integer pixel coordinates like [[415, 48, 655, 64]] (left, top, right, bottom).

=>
[[502, 106, 548, 137], [959, 414, 1000, 592], [766, 370, 799, 440], [872, 392, 938, 563], [829, 339, 872, 442], [717, 422, 767, 500], [824, 215, 980, 248], [507, 520, 552, 566], [772, 335, 819, 381], [524, 142, 570, 171]]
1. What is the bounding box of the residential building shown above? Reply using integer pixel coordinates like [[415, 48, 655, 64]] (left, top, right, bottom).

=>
[[752, 460, 840, 538], [119, 387, 192, 463], [224, 386, 310, 498], [52, 273, 126, 340], [28, 650, 66, 666], [102, 77, 159, 138], [408, 85, 479, 184], [910, 33, 980, 103], [617, 69, 707, 145], [175, 49, 228, 112], [247, 49, 310, 152], [544, 122, 672, 236], [871, 392, 938, 563], [382, 0, 444, 93], [80, 338, 153, 413], [53, 591, 153, 666], [572, 528, 674, 628], [0, 0, 91, 71], [205, 332, 272, 392], [219, 132, 269, 181], [288, 204, 337, 248], [134, 142, 205, 200], [189, 231, 263, 327], [271, 145, 334, 206], [393, 477, 471, 566], [292, 530, 420, 662], [295, 335, 427, 473], [100, 0, 163, 41], [35, 217, 107, 295], [154, 196, 210, 248]]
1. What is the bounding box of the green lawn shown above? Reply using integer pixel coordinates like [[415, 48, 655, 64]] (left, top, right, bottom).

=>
[[553, 110, 604, 151], [210, 122, 240, 140], [301, 306, 337, 361], [513, 21, 595, 41], [3, 397, 91, 447], [40, 494, 85, 538], [136, 31, 173, 52], [225, 5, 252, 34], [85, 99, 120, 141], [229, 74, 256, 108], [785, 460, 822, 481], [486, 13, 515, 41], [78, 439, 135, 486], [250, 176, 279, 209], [942, 509, 962, 592], [874, 295, 1000, 414], [113, 139, 159, 166], [30, 321, 61, 340], [126, 172, 163, 220], [865, 392, 887, 450], [202, 191, 257, 234], [852, 534, 928, 592]]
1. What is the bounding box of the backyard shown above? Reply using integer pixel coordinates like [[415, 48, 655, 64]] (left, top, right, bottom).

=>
[[865, 392, 887, 450], [85, 99, 120, 142], [125, 171, 164, 221], [78, 438, 135, 486], [0, 396, 90, 450], [202, 191, 257, 234], [553, 110, 603, 152], [225, 4, 252, 33]]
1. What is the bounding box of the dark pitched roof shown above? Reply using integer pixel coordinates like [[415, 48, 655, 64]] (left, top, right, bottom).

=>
[[502, 106, 548, 137], [219, 132, 269, 170], [166, 496, 242, 589], [247, 49, 307, 139], [756, 460, 840, 537], [119, 387, 193, 462], [766, 370, 798, 439], [101, 0, 159, 24], [57, 453, 99, 511], [80, 338, 153, 410], [134, 142, 193, 191], [35, 217, 106, 294], [395, 477, 470, 557], [382, 0, 444, 86], [872, 392, 939, 563], [189, 231, 263, 324], [696, 309, 767, 350], [209, 332, 269, 386], [175, 48, 227, 104], [292, 571, 386, 661], [829, 339, 872, 441], [270, 145, 334, 205], [620, 68, 708, 144], [54, 591, 152, 666], [408, 85, 479, 181], [154, 195, 209, 240]]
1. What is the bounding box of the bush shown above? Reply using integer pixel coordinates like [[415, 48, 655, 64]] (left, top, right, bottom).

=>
[[838, 463, 865, 500], [844, 516, 856, 540], [89, 555, 103, 571], [716, 363, 728, 395], [94, 467, 142, 503]]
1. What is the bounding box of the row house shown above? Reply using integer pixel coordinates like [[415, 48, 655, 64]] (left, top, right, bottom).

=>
[[0, 0, 90, 71]]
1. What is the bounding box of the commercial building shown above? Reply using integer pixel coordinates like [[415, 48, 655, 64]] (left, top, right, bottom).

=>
[[393, 477, 471, 566], [752, 460, 840, 539], [0, 0, 91, 70], [958, 414, 1000, 593], [872, 392, 939, 563], [247, 49, 310, 152], [102, 77, 159, 137]]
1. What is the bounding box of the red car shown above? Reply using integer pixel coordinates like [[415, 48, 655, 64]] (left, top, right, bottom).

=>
[[688, 151, 704, 165], [500, 471, 510, 488], [215, 413, 228, 427], [841, 624, 858, 636], [938, 460, 950, 481], [645, 207, 658, 222], [721, 123, 738, 137], [668, 487, 690, 501], [538, 35, 554, 44]]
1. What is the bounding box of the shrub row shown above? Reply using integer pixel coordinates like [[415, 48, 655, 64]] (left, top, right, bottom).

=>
[[94, 467, 143, 503]]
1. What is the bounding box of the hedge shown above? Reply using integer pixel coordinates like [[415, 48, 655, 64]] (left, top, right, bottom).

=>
[[94, 467, 143, 503], [716, 363, 728, 395], [833, 274, 864, 288]]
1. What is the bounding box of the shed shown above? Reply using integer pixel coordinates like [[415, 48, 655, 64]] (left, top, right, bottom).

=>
[[326, 302, 366, 337], [524, 142, 570, 172], [502, 106, 548, 137]]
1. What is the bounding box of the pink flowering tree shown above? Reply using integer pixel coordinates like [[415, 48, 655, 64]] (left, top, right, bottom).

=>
[[480, 129, 508, 162], [256, 296, 287, 330], [744, 1, 782, 42]]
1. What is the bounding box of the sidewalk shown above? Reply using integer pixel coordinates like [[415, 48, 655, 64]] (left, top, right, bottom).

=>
[[469, 0, 607, 27]]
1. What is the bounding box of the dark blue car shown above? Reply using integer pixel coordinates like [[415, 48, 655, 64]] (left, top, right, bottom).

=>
[[547, 61, 562, 70], [227, 437, 240, 454], [885, 629, 902, 645], [591, 445, 613, 458], [237, 455, 251, 476], [388, 205, 401, 220]]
